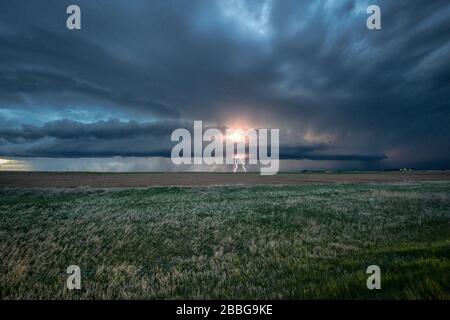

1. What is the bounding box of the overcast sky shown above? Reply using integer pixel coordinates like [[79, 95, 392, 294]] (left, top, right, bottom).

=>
[[0, 0, 449, 171]]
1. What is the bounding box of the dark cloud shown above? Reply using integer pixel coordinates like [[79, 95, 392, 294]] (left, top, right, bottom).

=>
[[278, 145, 386, 162], [0, 119, 182, 142], [0, 0, 449, 170], [0, 119, 181, 157], [0, 119, 387, 162]]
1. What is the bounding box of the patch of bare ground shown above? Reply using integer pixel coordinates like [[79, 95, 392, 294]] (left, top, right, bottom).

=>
[[1, 171, 450, 188]]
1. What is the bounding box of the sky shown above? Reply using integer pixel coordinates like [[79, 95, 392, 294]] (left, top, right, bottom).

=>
[[0, 0, 449, 172]]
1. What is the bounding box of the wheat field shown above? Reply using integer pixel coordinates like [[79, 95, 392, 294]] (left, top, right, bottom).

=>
[[1, 182, 449, 299]]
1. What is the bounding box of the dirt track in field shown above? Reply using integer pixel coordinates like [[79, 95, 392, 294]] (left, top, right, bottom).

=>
[[1, 171, 450, 188]]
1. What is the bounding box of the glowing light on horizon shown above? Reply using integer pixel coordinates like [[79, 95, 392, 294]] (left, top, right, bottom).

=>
[[226, 130, 246, 143], [0, 158, 30, 171]]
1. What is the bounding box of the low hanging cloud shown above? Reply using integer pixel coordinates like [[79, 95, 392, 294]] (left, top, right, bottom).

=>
[[0, 119, 386, 163]]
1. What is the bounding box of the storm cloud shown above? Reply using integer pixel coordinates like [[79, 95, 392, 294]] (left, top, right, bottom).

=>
[[0, 0, 449, 170], [0, 118, 386, 162]]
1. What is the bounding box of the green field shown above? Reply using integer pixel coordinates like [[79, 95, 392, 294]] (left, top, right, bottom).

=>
[[1, 182, 449, 299]]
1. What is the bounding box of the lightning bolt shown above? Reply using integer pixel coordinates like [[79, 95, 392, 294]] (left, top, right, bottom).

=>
[[233, 157, 246, 173]]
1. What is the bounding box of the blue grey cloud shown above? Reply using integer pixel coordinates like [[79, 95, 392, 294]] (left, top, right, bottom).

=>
[[0, 0, 449, 169]]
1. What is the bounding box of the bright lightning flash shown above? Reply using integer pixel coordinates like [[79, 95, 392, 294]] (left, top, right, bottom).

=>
[[227, 130, 247, 173]]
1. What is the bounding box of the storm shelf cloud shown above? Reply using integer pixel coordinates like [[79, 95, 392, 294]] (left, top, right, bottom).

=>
[[0, 0, 449, 171]]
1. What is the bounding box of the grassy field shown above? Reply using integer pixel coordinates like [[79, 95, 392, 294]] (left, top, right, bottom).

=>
[[1, 182, 449, 299]]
